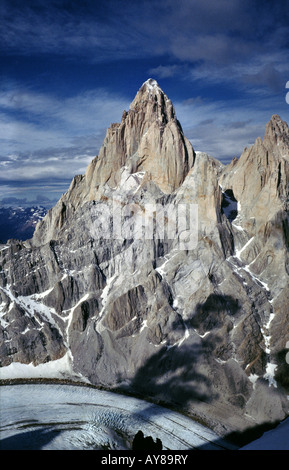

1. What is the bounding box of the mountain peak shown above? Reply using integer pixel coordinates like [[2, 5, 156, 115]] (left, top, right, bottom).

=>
[[4, 81, 289, 438], [265, 114, 289, 136], [270, 113, 283, 122], [143, 78, 160, 90], [140, 78, 163, 97], [264, 114, 289, 156], [82, 79, 195, 197], [129, 78, 175, 124]]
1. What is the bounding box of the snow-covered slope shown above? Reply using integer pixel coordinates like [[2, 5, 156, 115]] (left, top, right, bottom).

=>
[[0, 383, 236, 450]]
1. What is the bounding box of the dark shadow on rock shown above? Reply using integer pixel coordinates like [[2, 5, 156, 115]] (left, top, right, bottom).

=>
[[133, 347, 212, 407], [0, 428, 62, 450], [125, 337, 232, 450], [128, 334, 223, 419], [272, 348, 289, 392], [122, 293, 245, 449], [132, 430, 162, 450], [189, 294, 239, 333], [225, 419, 283, 448], [128, 294, 242, 414], [197, 419, 283, 449], [197, 294, 240, 316], [221, 189, 238, 222]]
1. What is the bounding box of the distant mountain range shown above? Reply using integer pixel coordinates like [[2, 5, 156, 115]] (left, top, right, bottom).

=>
[[0, 206, 47, 243]]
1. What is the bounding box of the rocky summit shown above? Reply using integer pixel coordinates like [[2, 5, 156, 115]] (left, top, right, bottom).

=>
[[0, 79, 289, 440]]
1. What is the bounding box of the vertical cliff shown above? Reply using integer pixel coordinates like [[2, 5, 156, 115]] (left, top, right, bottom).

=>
[[1, 81, 289, 438]]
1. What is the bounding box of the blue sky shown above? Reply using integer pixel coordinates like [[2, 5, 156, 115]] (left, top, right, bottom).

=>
[[1, 0, 289, 205]]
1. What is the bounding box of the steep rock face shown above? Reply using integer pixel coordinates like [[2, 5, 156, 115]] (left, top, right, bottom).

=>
[[85, 78, 195, 196], [32, 80, 195, 246], [221, 114, 289, 230], [1, 81, 289, 439], [219, 115, 289, 414]]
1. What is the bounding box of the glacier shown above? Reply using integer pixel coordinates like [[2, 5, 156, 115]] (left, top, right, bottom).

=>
[[0, 383, 236, 450]]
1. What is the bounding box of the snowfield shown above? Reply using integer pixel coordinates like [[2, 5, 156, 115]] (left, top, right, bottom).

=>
[[1, 360, 287, 450], [0, 383, 236, 450]]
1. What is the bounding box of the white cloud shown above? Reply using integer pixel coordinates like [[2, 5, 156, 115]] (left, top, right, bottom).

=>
[[1, 0, 288, 204], [1, 77, 288, 188], [0, 86, 129, 142], [148, 65, 183, 79], [174, 93, 287, 163], [0, 1, 159, 62], [0, 85, 130, 182]]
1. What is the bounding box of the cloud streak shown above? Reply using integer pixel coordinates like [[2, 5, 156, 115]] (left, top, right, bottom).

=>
[[1, 0, 287, 63], [2, 0, 288, 94], [174, 87, 289, 163], [1, 0, 289, 203], [0, 83, 130, 192]]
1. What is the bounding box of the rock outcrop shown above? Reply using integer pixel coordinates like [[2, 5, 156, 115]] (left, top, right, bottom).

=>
[[0, 80, 288, 441], [85, 78, 195, 197], [32, 79, 195, 246]]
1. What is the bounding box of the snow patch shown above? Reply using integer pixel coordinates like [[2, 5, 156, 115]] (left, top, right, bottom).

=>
[[0, 285, 65, 339], [144, 78, 159, 92], [0, 246, 9, 252], [248, 373, 259, 389], [173, 296, 180, 308], [0, 353, 82, 381], [155, 253, 179, 279], [139, 319, 148, 333], [242, 264, 270, 291], [167, 326, 190, 349], [99, 274, 118, 317], [265, 313, 275, 329], [263, 362, 278, 388], [119, 167, 145, 192], [235, 236, 254, 260], [32, 287, 55, 299], [232, 223, 244, 232]]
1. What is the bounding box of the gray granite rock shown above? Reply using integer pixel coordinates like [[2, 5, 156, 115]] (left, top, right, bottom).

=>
[[1, 81, 288, 437]]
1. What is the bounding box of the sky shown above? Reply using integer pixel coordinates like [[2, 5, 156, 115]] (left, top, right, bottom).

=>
[[1, 0, 289, 206]]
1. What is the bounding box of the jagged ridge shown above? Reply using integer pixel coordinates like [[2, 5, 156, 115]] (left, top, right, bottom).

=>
[[0, 81, 289, 439]]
